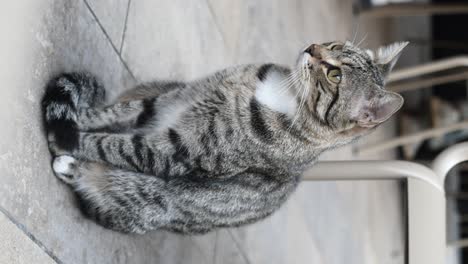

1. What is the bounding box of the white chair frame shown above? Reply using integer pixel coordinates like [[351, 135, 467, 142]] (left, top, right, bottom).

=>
[[302, 142, 468, 263]]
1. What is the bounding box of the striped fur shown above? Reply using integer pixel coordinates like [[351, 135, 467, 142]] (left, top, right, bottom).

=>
[[42, 41, 406, 234]]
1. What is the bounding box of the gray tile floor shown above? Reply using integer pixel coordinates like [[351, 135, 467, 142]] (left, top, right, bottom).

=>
[[0, 0, 404, 263]]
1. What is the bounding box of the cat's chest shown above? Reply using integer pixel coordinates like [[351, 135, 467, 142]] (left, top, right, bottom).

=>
[[254, 70, 297, 117], [153, 101, 189, 132]]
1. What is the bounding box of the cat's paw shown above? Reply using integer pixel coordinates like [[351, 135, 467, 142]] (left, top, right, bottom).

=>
[[47, 133, 63, 155], [47, 132, 76, 156], [53, 155, 79, 184]]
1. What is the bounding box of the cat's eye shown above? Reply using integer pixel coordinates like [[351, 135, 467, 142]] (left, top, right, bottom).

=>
[[329, 44, 343, 51], [327, 68, 342, 84]]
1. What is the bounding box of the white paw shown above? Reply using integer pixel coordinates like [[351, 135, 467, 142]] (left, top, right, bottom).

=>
[[52, 155, 78, 184]]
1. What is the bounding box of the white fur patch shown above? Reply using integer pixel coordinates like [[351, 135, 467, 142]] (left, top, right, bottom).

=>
[[255, 71, 297, 117], [53, 155, 76, 174], [155, 102, 189, 131]]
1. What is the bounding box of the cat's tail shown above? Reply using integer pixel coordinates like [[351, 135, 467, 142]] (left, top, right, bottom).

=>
[[41, 72, 105, 153]]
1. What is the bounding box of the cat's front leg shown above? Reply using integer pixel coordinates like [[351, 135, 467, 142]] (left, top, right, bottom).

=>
[[76, 98, 156, 131], [74, 132, 165, 174]]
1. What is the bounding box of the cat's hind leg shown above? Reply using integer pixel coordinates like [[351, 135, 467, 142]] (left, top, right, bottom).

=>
[[52, 155, 169, 234]]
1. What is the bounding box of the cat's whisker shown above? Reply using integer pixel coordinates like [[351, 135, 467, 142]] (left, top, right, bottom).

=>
[[351, 20, 360, 45], [281, 69, 299, 86], [288, 71, 309, 131], [277, 81, 295, 96], [278, 71, 294, 85], [278, 73, 299, 93], [356, 32, 368, 48], [290, 85, 307, 131], [277, 71, 300, 96], [278, 71, 297, 90], [284, 74, 303, 97], [292, 66, 313, 131], [276, 71, 296, 90], [288, 92, 301, 129]]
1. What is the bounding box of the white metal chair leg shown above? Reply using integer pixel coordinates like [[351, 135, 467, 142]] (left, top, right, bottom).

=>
[[433, 142, 468, 180], [303, 160, 445, 264], [304, 160, 442, 191], [433, 142, 468, 263], [300, 142, 468, 263]]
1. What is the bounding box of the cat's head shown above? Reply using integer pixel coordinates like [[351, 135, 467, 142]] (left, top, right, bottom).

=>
[[296, 40, 407, 136]]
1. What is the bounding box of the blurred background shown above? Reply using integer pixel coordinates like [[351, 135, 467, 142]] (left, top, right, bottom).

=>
[[357, 1, 468, 264], [1, 0, 468, 263]]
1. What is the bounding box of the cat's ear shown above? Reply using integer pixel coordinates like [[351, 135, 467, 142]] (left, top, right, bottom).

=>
[[354, 89, 404, 127], [370, 41, 409, 79]]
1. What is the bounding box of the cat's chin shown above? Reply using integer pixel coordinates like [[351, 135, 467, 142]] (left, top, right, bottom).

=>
[[338, 122, 377, 136]]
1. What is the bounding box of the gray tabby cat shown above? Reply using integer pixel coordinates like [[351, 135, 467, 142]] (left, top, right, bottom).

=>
[[42, 41, 407, 234]]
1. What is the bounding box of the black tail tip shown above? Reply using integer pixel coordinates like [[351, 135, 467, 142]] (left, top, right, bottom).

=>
[[47, 119, 80, 152], [42, 72, 106, 111]]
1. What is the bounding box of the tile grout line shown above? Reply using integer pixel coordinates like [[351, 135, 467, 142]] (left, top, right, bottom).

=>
[[82, 0, 138, 82], [204, 0, 240, 63], [0, 205, 64, 264], [204, 0, 229, 49], [119, 0, 131, 54], [227, 229, 252, 264], [212, 231, 219, 264], [188, 236, 212, 263]]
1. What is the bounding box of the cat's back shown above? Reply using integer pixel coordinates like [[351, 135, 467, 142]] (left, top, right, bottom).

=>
[[150, 64, 270, 121], [120, 63, 285, 104], [188, 64, 263, 96]]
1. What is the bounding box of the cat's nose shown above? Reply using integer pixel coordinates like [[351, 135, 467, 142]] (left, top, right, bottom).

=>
[[304, 44, 323, 60]]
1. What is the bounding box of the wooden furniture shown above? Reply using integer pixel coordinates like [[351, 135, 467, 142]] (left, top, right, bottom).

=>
[[355, 2, 468, 18]]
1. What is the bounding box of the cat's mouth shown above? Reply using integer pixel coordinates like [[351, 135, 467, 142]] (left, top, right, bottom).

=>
[[339, 121, 379, 135], [338, 123, 378, 137], [356, 121, 379, 128]]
